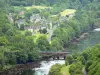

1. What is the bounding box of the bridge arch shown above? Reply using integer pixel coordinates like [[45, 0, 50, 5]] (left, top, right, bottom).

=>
[[40, 51, 71, 60]]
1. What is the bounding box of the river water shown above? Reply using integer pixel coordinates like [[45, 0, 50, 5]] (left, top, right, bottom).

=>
[[21, 60, 65, 75], [67, 28, 100, 52], [21, 28, 100, 75]]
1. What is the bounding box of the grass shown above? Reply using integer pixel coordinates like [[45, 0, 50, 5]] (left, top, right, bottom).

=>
[[33, 32, 49, 43], [19, 30, 49, 43], [13, 5, 52, 11], [60, 9, 76, 16], [61, 65, 70, 75], [25, 5, 52, 10], [20, 30, 25, 35], [50, 9, 76, 19]]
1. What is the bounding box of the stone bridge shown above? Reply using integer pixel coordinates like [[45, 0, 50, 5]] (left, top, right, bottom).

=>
[[40, 51, 71, 60]]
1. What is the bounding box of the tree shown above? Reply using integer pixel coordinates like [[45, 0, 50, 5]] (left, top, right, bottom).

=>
[[37, 36, 50, 51], [0, 47, 7, 70], [6, 28, 17, 36], [0, 37, 8, 46], [25, 31, 32, 36], [69, 62, 83, 75], [16, 52, 28, 64], [65, 55, 74, 65], [8, 54, 16, 65], [20, 24, 25, 30], [25, 10, 33, 19], [39, 28, 47, 34], [49, 64, 62, 75], [0, 9, 12, 35], [40, 11, 50, 19], [28, 47, 40, 61], [51, 39, 62, 51]]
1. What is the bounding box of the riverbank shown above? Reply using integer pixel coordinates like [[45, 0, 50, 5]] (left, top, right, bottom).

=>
[[71, 32, 89, 44], [0, 61, 40, 75]]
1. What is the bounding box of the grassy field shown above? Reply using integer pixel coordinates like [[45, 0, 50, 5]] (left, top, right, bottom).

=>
[[25, 5, 52, 10], [33, 32, 49, 43], [13, 5, 52, 11], [20, 31, 25, 35], [60, 9, 76, 16], [19, 30, 49, 43], [61, 65, 70, 75], [50, 9, 76, 19]]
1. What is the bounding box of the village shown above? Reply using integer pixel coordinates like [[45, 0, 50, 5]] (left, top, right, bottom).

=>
[[8, 7, 75, 42]]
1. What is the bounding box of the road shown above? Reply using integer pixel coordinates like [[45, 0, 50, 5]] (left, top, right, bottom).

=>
[[48, 25, 57, 42]]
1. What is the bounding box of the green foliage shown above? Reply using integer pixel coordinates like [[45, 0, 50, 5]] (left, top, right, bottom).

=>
[[39, 28, 47, 34], [28, 47, 40, 61], [69, 62, 83, 75], [68, 44, 100, 75], [40, 10, 50, 19], [25, 31, 32, 36], [37, 36, 50, 51], [49, 64, 63, 75], [20, 24, 25, 30], [8, 0, 33, 6], [53, 3, 100, 48], [17, 52, 28, 63], [0, 0, 100, 72], [51, 39, 62, 51], [6, 28, 17, 36], [8, 54, 16, 65], [65, 55, 74, 65], [83, 45, 100, 74], [0, 37, 8, 46], [0, 7, 40, 67], [24, 8, 39, 19], [0, 10, 12, 36]]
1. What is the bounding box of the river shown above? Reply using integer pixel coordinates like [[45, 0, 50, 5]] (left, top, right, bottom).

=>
[[21, 60, 65, 75], [67, 28, 100, 52]]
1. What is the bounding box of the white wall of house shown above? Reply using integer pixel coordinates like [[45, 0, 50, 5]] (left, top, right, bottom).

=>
[[27, 29, 33, 32]]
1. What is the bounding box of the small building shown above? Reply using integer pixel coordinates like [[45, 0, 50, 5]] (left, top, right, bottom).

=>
[[59, 16, 67, 22], [16, 19, 25, 29], [67, 14, 75, 18], [8, 13, 14, 23], [19, 11, 24, 15], [30, 14, 42, 22], [24, 25, 49, 34]]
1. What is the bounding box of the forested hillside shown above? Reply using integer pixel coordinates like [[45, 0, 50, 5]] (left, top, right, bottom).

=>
[[0, 0, 40, 70], [8, 0, 100, 9]]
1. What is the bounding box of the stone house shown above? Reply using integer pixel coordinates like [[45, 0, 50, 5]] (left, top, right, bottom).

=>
[[16, 19, 25, 29], [8, 13, 14, 23], [24, 25, 49, 34], [30, 14, 42, 22]]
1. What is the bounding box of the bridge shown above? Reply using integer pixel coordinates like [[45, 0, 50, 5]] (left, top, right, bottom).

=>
[[40, 51, 71, 60]]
